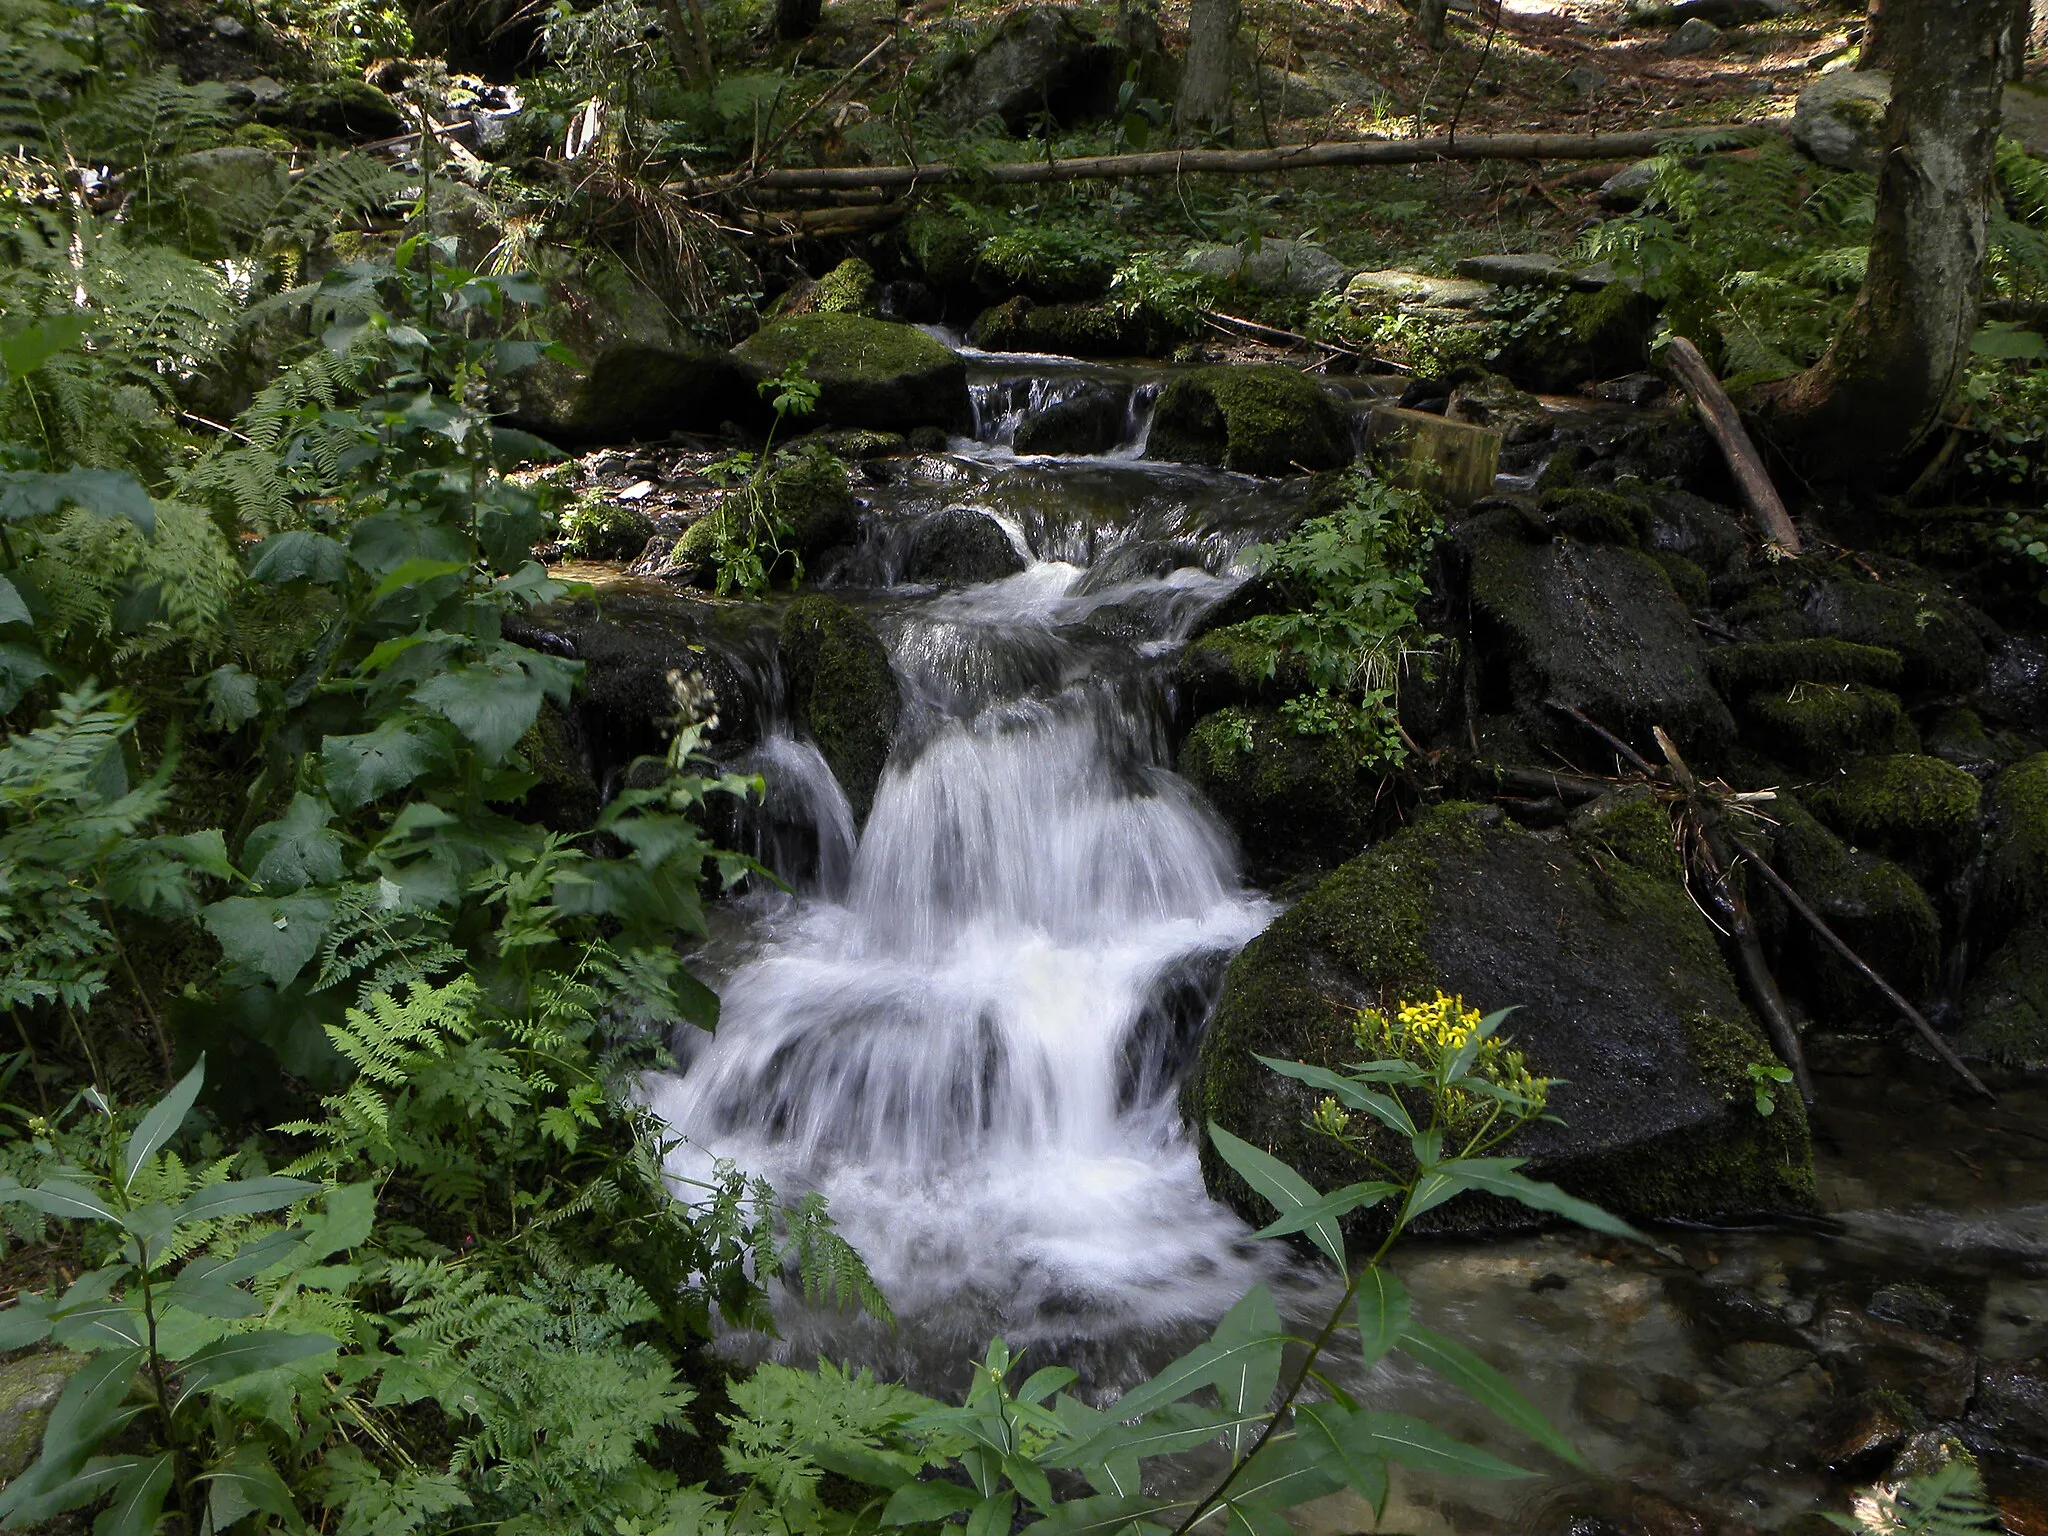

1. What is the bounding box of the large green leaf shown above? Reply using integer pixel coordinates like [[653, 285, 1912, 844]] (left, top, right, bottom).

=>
[[881, 1479, 981, 1525], [0, 641, 54, 711], [1211, 1283, 1282, 1462], [1030, 1492, 1190, 1536], [1252, 1056, 1417, 1139], [1294, 1404, 1388, 1514], [322, 720, 441, 811], [0, 468, 154, 532], [1396, 1322, 1582, 1468], [0, 1291, 56, 1350], [414, 649, 577, 762], [202, 893, 335, 988], [172, 1330, 338, 1405], [1208, 1123, 1345, 1268], [176, 1174, 320, 1225], [93, 1450, 173, 1536], [0, 572, 28, 628], [121, 1056, 205, 1188], [1427, 1158, 1646, 1241], [1354, 1265, 1409, 1367], [245, 794, 345, 893], [0, 314, 87, 378], [248, 530, 348, 585], [201, 1444, 302, 1532]]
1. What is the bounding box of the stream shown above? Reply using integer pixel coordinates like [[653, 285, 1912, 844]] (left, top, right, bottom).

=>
[[629, 350, 2048, 1534]]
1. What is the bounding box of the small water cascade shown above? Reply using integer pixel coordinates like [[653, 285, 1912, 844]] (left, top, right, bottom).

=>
[[646, 417, 1315, 1371]]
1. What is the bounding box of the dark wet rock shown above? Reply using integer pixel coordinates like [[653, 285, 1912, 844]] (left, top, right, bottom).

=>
[[1178, 707, 1376, 879], [1814, 1301, 1976, 1420], [1985, 634, 2048, 733], [499, 272, 745, 444], [902, 507, 1026, 585], [1461, 523, 1736, 763], [1189, 799, 1816, 1236], [1818, 1391, 1914, 1473], [780, 597, 901, 824], [1638, 488, 1747, 573], [259, 78, 404, 139], [733, 314, 970, 435], [1985, 753, 2048, 936], [1957, 918, 2048, 1067], [515, 701, 601, 832], [1185, 239, 1351, 297], [0, 1352, 84, 1482], [1540, 485, 1646, 545], [1868, 1281, 1960, 1337], [1763, 798, 1940, 1023], [928, 5, 1121, 134], [1147, 366, 1351, 477], [1973, 1356, 2048, 1453], [969, 298, 1177, 358], [1012, 382, 1131, 455], [1719, 1339, 1815, 1386], [1732, 564, 1989, 698], [1492, 283, 1659, 394], [1177, 623, 1310, 716], [1805, 753, 1982, 883], [1525, 1484, 1711, 1536], [1738, 682, 1917, 770], [1924, 706, 2003, 776], [1574, 1366, 1645, 1433]]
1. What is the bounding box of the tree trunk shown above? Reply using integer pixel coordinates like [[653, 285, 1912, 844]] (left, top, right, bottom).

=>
[[1751, 0, 2022, 481], [2007, 0, 2033, 79], [1859, 0, 1894, 70], [773, 0, 822, 41], [1417, 0, 1449, 48], [1175, 0, 1240, 141]]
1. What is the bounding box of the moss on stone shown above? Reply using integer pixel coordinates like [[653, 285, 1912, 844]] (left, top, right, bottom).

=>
[[967, 297, 1178, 358], [811, 258, 877, 315], [779, 596, 900, 824], [1707, 638, 1905, 696], [1650, 550, 1710, 608], [765, 443, 860, 564], [1568, 785, 1682, 884], [1541, 486, 1643, 546], [1147, 365, 1350, 476], [1176, 623, 1311, 715], [1985, 752, 2048, 935], [559, 499, 655, 562], [1768, 798, 1940, 1022], [1186, 803, 1814, 1241], [904, 211, 979, 293], [1956, 919, 2048, 1068], [1806, 753, 1982, 875], [1178, 707, 1375, 878], [0, 1353, 84, 1482], [1738, 682, 1916, 770], [1804, 573, 1986, 696], [733, 314, 970, 434]]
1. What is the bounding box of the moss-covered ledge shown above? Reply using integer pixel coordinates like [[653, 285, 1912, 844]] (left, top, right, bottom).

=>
[[733, 313, 971, 434], [1186, 798, 1814, 1244]]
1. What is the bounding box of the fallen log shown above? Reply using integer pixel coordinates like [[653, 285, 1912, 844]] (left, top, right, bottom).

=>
[[669, 123, 1777, 197], [1658, 335, 1803, 556]]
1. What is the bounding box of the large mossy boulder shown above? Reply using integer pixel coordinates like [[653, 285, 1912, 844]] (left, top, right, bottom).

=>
[[1765, 798, 1941, 1025], [0, 1352, 83, 1482], [499, 272, 745, 444], [1805, 754, 1982, 885], [1957, 919, 2048, 1068], [734, 314, 971, 436], [779, 597, 901, 824], [1463, 523, 1735, 761], [1147, 366, 1351, 477], [1188, 797, 1815, 1236], [1179, 707, 1375, 878], [928, 5, 1120, 134], [1984, 753, 2048, 940], [1177, 623, 1309, 716], [968, 298, 1177, 359]]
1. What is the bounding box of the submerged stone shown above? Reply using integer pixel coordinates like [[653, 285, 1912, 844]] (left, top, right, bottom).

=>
[[902, 507, 1026, 585], [1147, 365, 1351, 476], [780, 596, 901, 824], [1187, 800, 1815, 1236]]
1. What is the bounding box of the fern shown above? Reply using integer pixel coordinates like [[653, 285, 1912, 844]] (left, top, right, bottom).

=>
[[1829, 1458, 2003, 1536], [62, 66, 234, 170]]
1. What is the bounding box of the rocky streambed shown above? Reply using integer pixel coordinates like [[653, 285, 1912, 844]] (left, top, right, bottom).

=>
[[507, 321, 2048, 1531]]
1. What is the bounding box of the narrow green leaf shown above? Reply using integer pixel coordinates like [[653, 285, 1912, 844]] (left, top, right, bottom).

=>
[[93, 1449, 173, 1536], [121, 1064, 201, 1196], [172, 1331, 337, 1405], [1396, 1322, 1582, 1468], [1251, 1181, 1398, 1243], [1354, 1266, 1409, 1367], [1351, 1411, 1533, 1480], [1015, 1366, 1079, 1405], [1209, 1434, 1342, 1513], [6, 1178, 117, 1223], [1103, 1330, 1293, 1425], [0, 1456, 142, 1525], [175, 1175, 319, 1225], [1208, 1123, 1345, 1268], [1211, 1284, 1282, 1462], [964, 1492, 1013, 1536], [1430, 1158, 1647, 1241], [1253, 1056, 1417, 1137], [1442, 1007, 1513, 1085], [40, 1348, 145, 1471], [50, 1299, 146, 1350], [200, 1444, 306, 1531], [1052, 1403, 1260, 1471], [1031, 1492, 1190, 1536], [1294, 1404, 1388, 1516]]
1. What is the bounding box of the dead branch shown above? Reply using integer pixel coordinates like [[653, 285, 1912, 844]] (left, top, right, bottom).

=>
[[668, 123, 1778, 197], [1658, 336, 1803, 556]]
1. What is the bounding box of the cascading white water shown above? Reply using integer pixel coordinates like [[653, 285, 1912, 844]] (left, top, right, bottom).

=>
[[646, 546, 1285, 1366]]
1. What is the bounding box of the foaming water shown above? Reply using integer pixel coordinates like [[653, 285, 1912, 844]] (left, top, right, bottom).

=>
[[645, 541, 1286, 1374]]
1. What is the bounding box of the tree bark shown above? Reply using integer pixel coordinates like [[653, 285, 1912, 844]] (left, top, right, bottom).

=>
[[1751, 0, 2022, 482], [1858, 0, 1894, 70], [1175, 0, 1241, 141], [2007, 0, 2034, 79], [1418, 0, 1450, 48]]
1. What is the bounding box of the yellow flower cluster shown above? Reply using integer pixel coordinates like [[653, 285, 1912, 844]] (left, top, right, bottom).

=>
[[1351, 992, 1548, 1111]]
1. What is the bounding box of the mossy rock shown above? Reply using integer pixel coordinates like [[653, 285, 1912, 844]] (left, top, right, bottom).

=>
[[1177, 623, 1312, 716], [1012, 383, 1131, 455], [514, 702, 601, 832], [1463, 528, 1735, 762], [1955, 919, 2048, 1068], [1541, 486, 1643, 546], [967, 297, 1177, 358], [1984, 752, 2048, 939], [1923, 706, 2002, 776], [1707, 638, 1904, 697], [813, 257, 877, 316], [1493, 283, 1657, 393], [1186, 800, 1815, 1239], [1765, 798, 1941, 1024], [1805, 753, 1982, 880], [559, 500, 655, 562], [734, 314, 970, 435], [780, 596, 901, 824], [1802, 573, 1987, 696], [1178, 707, 1375, 879], [261, 78, 404, 139], [903, 210, 979, 296], [1147, 366, 1351, 477], [901, 507, 1026, 585], [0, 1352, 84, 1482], [659, 448, 860, 590], [1738, 682, 1917, 770], [1649, 550, 1709, 609]]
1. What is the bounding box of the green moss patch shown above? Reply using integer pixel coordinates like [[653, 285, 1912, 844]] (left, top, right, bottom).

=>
[[1806, 753, 1982, 875], [559, 500, 655, 562], [1147, 365, 1351, 476], [734, 314, 970, 434], [967, 297, 1178, 358], [1956, 919, 2048, 1068], [1738, 681, 1916, 769], [1986, 752, 2048, 935], [1178, 707, 1375, 878], [1707, 638, 1904, 696], [779, 597, 900, 824]]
